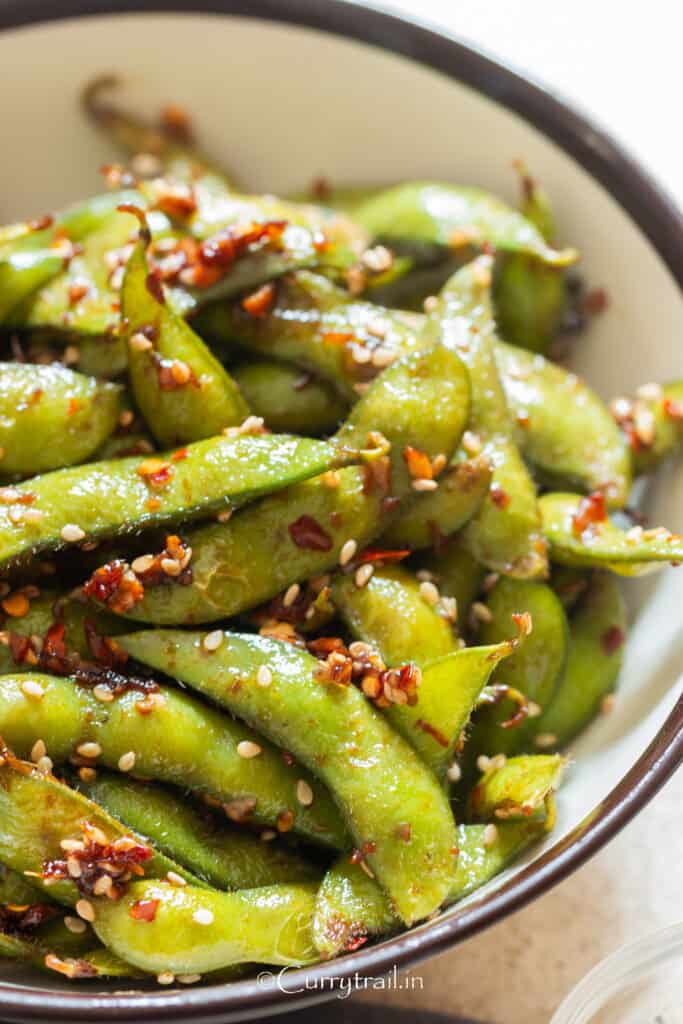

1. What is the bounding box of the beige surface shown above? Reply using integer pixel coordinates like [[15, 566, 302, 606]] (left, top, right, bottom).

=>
[[354, 2, 683, 1021]]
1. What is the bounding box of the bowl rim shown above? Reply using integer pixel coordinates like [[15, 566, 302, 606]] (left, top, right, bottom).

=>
[[0, 2, 682, 1021]]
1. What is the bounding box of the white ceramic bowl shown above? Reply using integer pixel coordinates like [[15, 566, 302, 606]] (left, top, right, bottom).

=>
[[0, 3, 681, 1022]]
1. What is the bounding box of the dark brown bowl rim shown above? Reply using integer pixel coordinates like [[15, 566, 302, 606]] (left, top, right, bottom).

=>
[[0, 2, 682, 1020]]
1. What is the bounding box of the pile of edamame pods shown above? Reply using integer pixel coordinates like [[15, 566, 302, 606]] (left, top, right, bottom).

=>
[[0, 78, 681, 985]]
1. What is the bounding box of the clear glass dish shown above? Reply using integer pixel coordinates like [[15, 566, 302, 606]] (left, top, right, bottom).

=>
[[551, 922, 683, 1023]]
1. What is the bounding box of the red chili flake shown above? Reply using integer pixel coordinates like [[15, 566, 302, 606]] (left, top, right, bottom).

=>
[[490, 483, 511, 509], [85, 621, 128, 668], [663, 397, 683, 421], [310, 176, 331, 202], [83, 560, 145, 614], [129, 898, 160, 923], [28, 389, 44, 407], [288, 515, 333, 551], [8, 632, 31, 665], [68, 282, 89, 306], [241, 282, 276, 318], [42, 824, 153, 900], [345, 934, 369, 952], [322, 330, 354, 347], [602, 625, 625, 655], [403, 445, 433, 481], [572, 491, 608, 535], [349, 849, 363, 865], [154, 186, 197, 221], [136, 458, 174, 490], [396, 823, 412, 842], [39, 622, 71, 675], [281, 751, 296, 767], [354, 548, 410, 565], [146, 497, 161, 511], [29, 214, 54, 232], [581, 288, 609, 316], [159, 103, 193, 143], [145, 269, 165, 305], [171, 447, 189, 462], [381, 495, 401, 516], [361, 841, 377, 855], [415, 719, 449, 748], [67, 398, 81, 417], [0, 902, 57, 939], [362, 456, 392, 496], [277, 810, 295, 833]]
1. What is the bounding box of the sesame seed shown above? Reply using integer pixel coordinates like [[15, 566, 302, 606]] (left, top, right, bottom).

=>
[[76, 742, 102, 759], [160, 558, 182, 577], [36, 756, 53, 774], [471, 601, 493, 624], [178, 974, 201, 985], [30, 739, 46, 763], [8, 508, 23, 524], [412, 478, 438, 492], [118, 409, 135, 428], [482, 573, 500, 593], [202, 630, 223, 652], [419, 580, 440, 605], [76, 899, 95, 923], [483, 824, 498, 848], [339, 539, 357, 567], [348, 640, 374, 658], [157, 971, 175, 985], [217, 507, 233, 523], [60, 838, 85, 853], [21, 680, 44, 700], [23, 508, 44, 524], [129, 332, 154, 352], [130, 152, 163, 177], [64, 916, 87, 934], [431, 453, 448, 476], [355, 564, 374, 588], [296, 779, 314, 806], [322, 469, 341, 488], [423, 295, 439, 313], [93, 874, 113, 896], [534, 732, 558, 749], [167, 871, 187, 887], [371, 347, 395, 368], [237, 740, 262, 759], [118, 751, 136, 773], [131, 554, 155, 574], [192, 908, 214, 926], [462, 431, 483, 455], [351, 344, 372, 365], [78, 767, 97, 782], [282, 583, 300, 608], [256, 665, 272, 687], [477, 755, 492, 773], [626, 525, 644, 544], [65, 858, 81, 879], [439, 596, 458, 623], [260, 829, 277, 841], [93, 685, 114, 703], [60, 524, 85, 543], [416, 570, 436, 582], [527, 701, 542, 718], [446, 761, 462, 783], [636, 382, 662, 401]]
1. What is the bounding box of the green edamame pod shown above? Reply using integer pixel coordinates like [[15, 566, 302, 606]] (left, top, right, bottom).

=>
[[122, 233, 248, 445], [76, 771, 320, 890], [418, 535, 485, 623], [533, 573, 626, 747], [353, 182, 576, 266], [471, 578, 569, 756], [116, 630, 460, 925], [0, 433, 356, 571], [426, 257, 546, 578], [0, 673, 344, 846], [94, 879, 319, 973], [610, 380, 683, 474], [232, 361, 347, 435], [313, 820, 546, 958], [115, 346, 469, 625], [539, 492, 683, 575], [330, 564, 457, 666], [468, 754, 564, 821], [0, 364, 121, 478], [0, 249, 65, 322], [380, 453, 492, 550], [496, 342, 631, 506], [0, 864, 40, 905]]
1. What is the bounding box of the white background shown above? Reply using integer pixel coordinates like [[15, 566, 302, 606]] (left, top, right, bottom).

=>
[[358, 2, 683, 1021]]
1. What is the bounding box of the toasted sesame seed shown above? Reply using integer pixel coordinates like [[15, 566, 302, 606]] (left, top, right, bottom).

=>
[[192, 908, 214, 926], [296, 779, 314, 806], [64, 916, 87, 935], [129, 332, 154, 352], [8, 508, 23, 524], [30, 739, 47, 763], [36, 756, 53, 774], [131, 554, 155, 574], [76, 742, 102, 759], [237, 740, 262, 759], [462, 430, 483, 455], [471, 601, 493, 624], [412, 477, 438, 492], [351, 343, 372, 365], [348, 640, 374, 658], [431, 453, 448, 476], [260, 829, 277, 841], [93, 685, 114, 703], [118, 409, 135, 428], [61, 524, 85, 543], [527, 701, 542, 718], [170, 359, 192, 385], [160, 557, 182, 577], [482, 573, 500, 593], [78, 767, 97, 782], [477, 755, 492, 773], [439, 596, 458, 623], [67, 858, 82, 879], [416, 569, 436, 583], [118, 751, 136, 773], [178, 974, 201, 985], [483, 824, 498, 848], [256, 665, 272, 687], [322, 469, 341, 488], [23, 508, 44, 524], [636, 382, 662, 401], [60, 838, 85, 853], [423, 295, 439, 313], [21, 680, 45, 700], [355, 563, 374, 588], [371, 347, 395, 368], [419, 580, 440, 605], [167, 871, 187, 887], [534, 732, 558, 749], [339, 539, 357, 567], [446, 761, 462, 783], [626, 525, 644, 544], [217, 507, 233, 523], [130, 152, 163, 177], [93, 874, 113, 896], [202, 629, 223, 652], [88, 826, 108, 846], [157, 971, 175, 985], [76, 899, 95, 923], [282, 583, 300, 608]]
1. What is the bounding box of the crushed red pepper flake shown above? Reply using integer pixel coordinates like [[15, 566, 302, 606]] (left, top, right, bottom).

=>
[[241, 282, 276, 318], [129, 898, 160, 923], [572, 491, 608, 535], [42, 822, 153, 901], [403, 446, 433, 481], [489, 482, 511, 510], [288, 515, 333, 551], [601, 625, 625, 655]]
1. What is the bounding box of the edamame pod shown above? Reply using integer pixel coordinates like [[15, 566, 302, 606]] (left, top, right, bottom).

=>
[[76, 771, 320, 890], [122, 233, 248, 445], [539, 492, 683, 575], [471, 578, 569, 756], [116, 630, 460, 924], [115, 346, 469, 624], [610, 380, 683, 475], [94, 880, 319, 973], [0, 433, 356, 571], [426, 257, 546, 578], [533, 573, 626, 747], [0, 364, 121, 478], [0, 249, 65, 321], [232, 361, 347, 435], [0, 674, 345, 846], [496, 342, 631, 506], [468, 754, 564, 821], [313, 820, 547, 958]]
